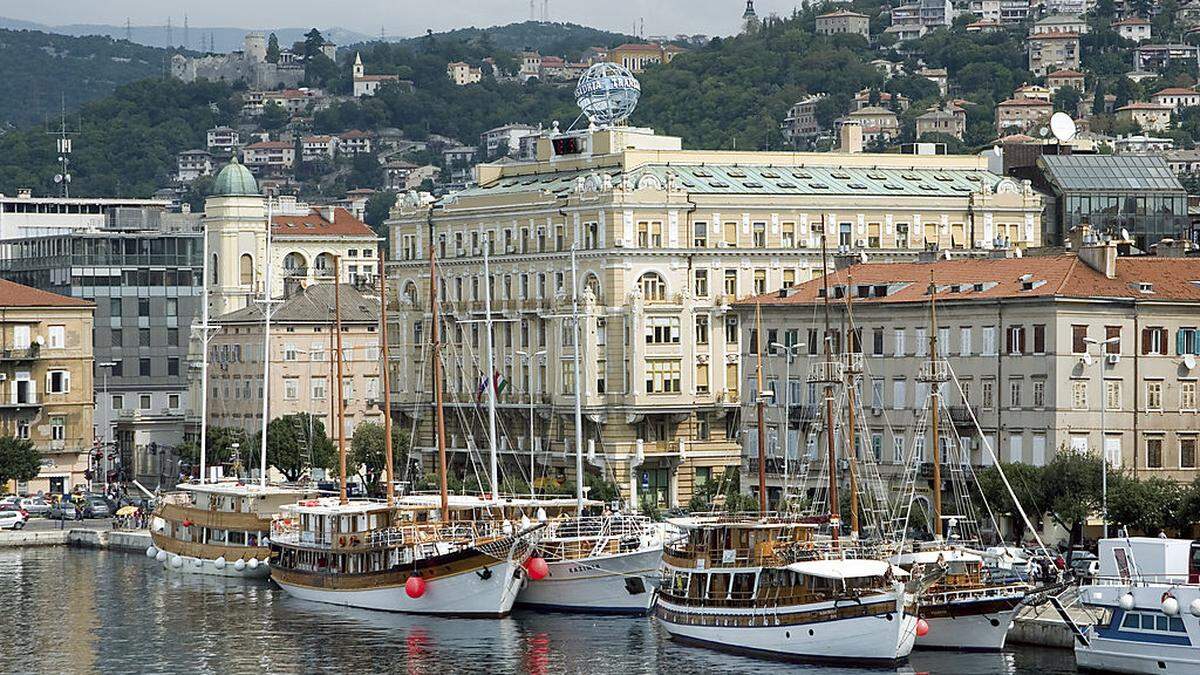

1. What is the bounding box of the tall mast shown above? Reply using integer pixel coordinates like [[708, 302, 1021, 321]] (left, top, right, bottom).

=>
[[334, 256, 348, 505], [199, 213, 210, 483], [928, 270, 943, 540], [379, 261, 395, 506], [328, 292, 337, 470], [483, 236, 499, 501], [430, 227, 450, 517], [820, 231, 840, 542], [844, 273, 860, 539], [755, 300, 767, 514], [258, 197, 273, 488], [570, 246, 584, 516]]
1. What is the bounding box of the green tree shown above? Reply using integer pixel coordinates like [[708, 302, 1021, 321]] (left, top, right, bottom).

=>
[[348, 151, 383, 189], [303, 28, 326, 59], [974, 462, 1045, 543], [1092, 80, 1108, 116], [264, 414, 336, 482], [178, 425, 248, 472], [1055, 86, 1083, 115], [363, 190, 397, 237], [266, 33, 281, 64], [1108, 475, 1183, 536], [348, 421, 411, 497], [1040, 450, 1105, 550], [0, 436, 42, 488], [260, 101, 288, 131]]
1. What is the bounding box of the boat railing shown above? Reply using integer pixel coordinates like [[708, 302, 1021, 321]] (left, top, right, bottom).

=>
[[1086, 574, 1200, 588], [923, 582, 1030, 605]]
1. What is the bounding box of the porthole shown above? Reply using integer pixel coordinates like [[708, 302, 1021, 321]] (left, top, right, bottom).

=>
[[886, 613, 894, 621], [990, 618, 1000, 627], [808, 629, 814, 636], [785, 631, 791, 639]]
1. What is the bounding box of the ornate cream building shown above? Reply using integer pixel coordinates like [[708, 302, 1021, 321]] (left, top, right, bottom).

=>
[[385, 125, 1043, 509]]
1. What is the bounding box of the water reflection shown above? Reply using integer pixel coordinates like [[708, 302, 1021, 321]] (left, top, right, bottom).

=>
[[0, 548, 1078, 674]]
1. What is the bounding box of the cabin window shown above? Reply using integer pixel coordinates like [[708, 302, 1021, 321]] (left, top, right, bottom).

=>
[[688, 573, 707, 599], [708, 573, 730, 600], [229, 531, 246, 545], [731, 572, 756, 600]]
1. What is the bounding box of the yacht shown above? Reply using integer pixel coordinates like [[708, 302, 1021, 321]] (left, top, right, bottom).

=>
[[516, 512, 668, 614], [146, 481, 316, 578], [1075, 537, 1200, 674], [655, 516, 922, 664]]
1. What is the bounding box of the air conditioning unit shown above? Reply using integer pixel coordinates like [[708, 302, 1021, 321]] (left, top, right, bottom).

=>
[[856, 238, 867, 248], [0, 373, 6, 381], [871, 407, 882, 416], [1106, 353, 1121, 365]]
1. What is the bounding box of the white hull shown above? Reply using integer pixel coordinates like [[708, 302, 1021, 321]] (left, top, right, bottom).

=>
[[657, 600, 916, 663], [1076, 636, 1200, 674], [274, 559, 524, 617], [918, 606, 1020, 651], [517, 545, 661, 614]]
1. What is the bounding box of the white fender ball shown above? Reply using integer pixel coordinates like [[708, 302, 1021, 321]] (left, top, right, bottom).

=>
[[234, 558, 246, 572], [1162, 595, 1181, 617], [146, 546, 158, 559], [247, 557, 260, 570], [170, 556, 183, 569], [155, 550, 168, 563], [214, 557, 227, 570], [1189, 598, 1200, 617], [1119, 593, 1135, 611]]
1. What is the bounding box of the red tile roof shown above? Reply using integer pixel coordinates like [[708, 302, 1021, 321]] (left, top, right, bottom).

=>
[[1047, 69, 1085, 78], [1152, 87, 1200, 97], [1118, 101, 1172, 111], [998, 98, 1053, 107], [738, 255, 1200, 308], [271, 207, 376, 238], [245, 141, 292, 150], [0, 279, 93, 308]]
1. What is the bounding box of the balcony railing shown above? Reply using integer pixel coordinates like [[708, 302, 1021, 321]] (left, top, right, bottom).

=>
[[0, 397, 40, 409], [948, 405, 978, 425], [917, 360, 950, 383], [0, 346, 39, 361], [806, 361, 844, 384]]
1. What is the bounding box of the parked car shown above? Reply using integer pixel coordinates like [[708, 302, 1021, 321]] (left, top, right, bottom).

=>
[[48, 501, 86, 520], [84, 496, 111, 519], [0, 509, 28, 530], [18, 497, 51, 516], [1068, 550, 1100, 579]]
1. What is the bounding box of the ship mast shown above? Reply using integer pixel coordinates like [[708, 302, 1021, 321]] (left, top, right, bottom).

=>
[[844, 273, 860, 539], [820, 230, 840, 542], [258, 197, 274, 488], [928, 270, 943, 540], [570, 246, 585, 516], [430, 226, 450, 517], [755, 300, 767, 514], [379, 262, 395, 506], [334, 256, 348, 505]]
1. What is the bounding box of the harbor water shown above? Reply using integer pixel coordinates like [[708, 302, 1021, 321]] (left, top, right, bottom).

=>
[[1, 547, 1079, 674]]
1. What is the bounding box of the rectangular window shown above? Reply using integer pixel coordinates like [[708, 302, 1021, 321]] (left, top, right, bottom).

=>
[[1033, 380, 1045, 408], [139, 394, 151, 410], [893, 435, 905, 463], [1106, 326, 1121, 353], [110, 298, 122, 317], [694, 269, 708, 296], [693, 222, 708, 248], [1105, 380, 1122, 411], [168, 394, 180, 409], [959, 327, 971, 356], [781, 222, 795, 248], [872, 329, 884, 356], [50, 416, 65, 441], [695, 315, 709, 345], [893, 328, 905, 357], [140, 358, 151, 377], [872, 378, 884, 408], [13, 325, 29, 349], [1072, 325, 1088, 354], [723, 269, 738, 296], [1181, 438, 1197, 469], [724, 317, 738, 345], [982, 326, 997, 356], [138, 298, 150, 317], [1009, 379, 1022, 408], [1183, 382, 1197, 411], [111, 394, 124, 410], [1142, 326, 1167, 355], [892, 379, 906, 410], [47, 370, 70, 394], [1033, 324, 1046, 354], [139, 328, 150, 347], [752, 222, 766, 247], [696, 363, 710, 394], [1006, 325, 1025, 355], [782, 269, 795, 288], [167, 358, 179, 377], [723, 222, 737, 247], [1147, 437, 1163, 469], [645, 317, 681, 344], [48, 325, 65, 349], [646, 360, 681, 394], [1146, 381, 1163, 411], [982, 379, 995, 410], [283, 378, 299, 400], [915, 327, 927, 357], [112, 329, 123, 347]]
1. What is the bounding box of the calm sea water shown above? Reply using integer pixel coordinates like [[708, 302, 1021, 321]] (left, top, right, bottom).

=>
[[0, 547, 1080, 674]]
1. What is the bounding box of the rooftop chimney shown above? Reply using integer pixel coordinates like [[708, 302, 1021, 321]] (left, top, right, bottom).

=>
[[836, 121, 863, 154], [1073, 223, 1118, 279], [1153, 238, 1192, 257]]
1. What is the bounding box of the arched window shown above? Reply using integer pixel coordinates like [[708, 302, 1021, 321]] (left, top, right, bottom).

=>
[[283, 252, 306, 276], [240, 253, 254, 287], [210, 253, 219, 285], [584, 273, 602, 303], [638, 272, 667, 301], [402, 281, 418, 305], [314, 253, 334, 277]]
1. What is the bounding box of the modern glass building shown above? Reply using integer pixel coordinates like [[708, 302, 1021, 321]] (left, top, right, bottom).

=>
[[0, 210, 202, 488], [1035, 154, 1188, 250]]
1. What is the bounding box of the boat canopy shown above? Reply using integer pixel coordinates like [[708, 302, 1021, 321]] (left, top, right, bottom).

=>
[[786, 559, 904, 580]]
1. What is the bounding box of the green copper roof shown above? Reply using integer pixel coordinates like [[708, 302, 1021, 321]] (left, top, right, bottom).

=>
[[212, 157, 259, 196]]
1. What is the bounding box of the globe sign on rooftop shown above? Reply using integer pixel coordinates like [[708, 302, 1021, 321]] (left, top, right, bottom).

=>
[[574, 63, 641, 127]]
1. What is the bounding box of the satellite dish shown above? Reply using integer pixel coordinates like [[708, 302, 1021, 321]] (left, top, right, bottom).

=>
[[1038, 126, 1049, 138], [1120, 227, 1131, 242], [1050, 112, 1077, 142], [1081, 353, 1094, 367], [1185, 354, 1197, 371]]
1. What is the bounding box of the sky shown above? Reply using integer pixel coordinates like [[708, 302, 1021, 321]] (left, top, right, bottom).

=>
[[2, 0, 805, 38]]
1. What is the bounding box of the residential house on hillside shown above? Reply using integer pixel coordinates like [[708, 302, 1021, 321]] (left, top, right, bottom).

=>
[[1135, 44, 1200, 73], [1014, 83, 1053, 101], [242, 141, 295, 173], [781, 94, 827, 142], [1150, 87, 1200, 111], [207, 126, 240, 157], [916, 105, 967, 140], [996, 97, 1053, 133], [481, 123, 541, 160], [338, 130, 372, 155], [1027, 29, 1081, 76], [1112, 16, 1152, 41], [1030, 14, 1089, 35], [608, 43, 683, 73], [886, 4, 926, 41], [447, 61, 483, 86], [300, 135, 338, 162], [1113, 135, 1175, 154], [1046, 69, 1086, 94], [843, 106, 900, 143], [1116, 102, 1173, 131], [177, 150, 213, 183], [918, 67, 949, 96], [853, 89, 910, 112], [815, 9, 870, 37]]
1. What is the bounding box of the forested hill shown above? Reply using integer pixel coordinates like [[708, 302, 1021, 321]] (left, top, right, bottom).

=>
[[386, 21, 636, 60], [0, 28, 169, 127]]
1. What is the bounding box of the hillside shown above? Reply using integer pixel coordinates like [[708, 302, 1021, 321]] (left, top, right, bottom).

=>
[[0, 28, 171, 127], [389, 21, 636, 60]]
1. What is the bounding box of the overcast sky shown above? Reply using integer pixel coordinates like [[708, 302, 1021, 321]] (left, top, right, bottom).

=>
[[4, 0, 804, 38]]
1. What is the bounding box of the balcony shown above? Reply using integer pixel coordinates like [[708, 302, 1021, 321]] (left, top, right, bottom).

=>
[[948, 405, 979, 428], [806, 361, 844, 384], [0, 397, 40, 410], [917, 360, 950, 383], [0, 346, 39, 361]]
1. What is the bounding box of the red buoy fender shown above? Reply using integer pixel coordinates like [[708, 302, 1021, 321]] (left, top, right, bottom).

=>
[[406, 575, 426, 598], [525, 557, 549, 580]]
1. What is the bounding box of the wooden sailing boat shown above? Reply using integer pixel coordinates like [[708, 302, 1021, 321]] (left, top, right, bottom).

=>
[[268, 252, 545, 617], [654, 234, 921, 663], [888, 270, 1033, 651], [148, 195, 317, 578]]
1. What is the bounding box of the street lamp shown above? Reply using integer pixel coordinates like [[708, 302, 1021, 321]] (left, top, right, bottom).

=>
[[516, 349, 547, 495], [1084, 335, 1120, 540], [97, 361, 117, 493], [769, 342, 804, 500]]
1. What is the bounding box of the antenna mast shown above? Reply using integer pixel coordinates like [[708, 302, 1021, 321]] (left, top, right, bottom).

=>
[[379, 262, 395, 506]]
